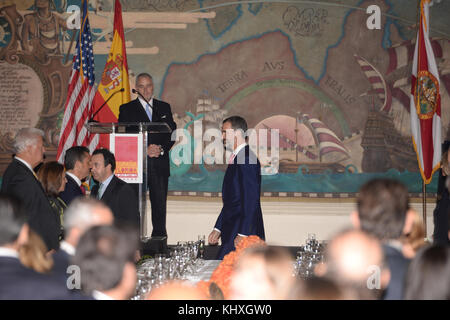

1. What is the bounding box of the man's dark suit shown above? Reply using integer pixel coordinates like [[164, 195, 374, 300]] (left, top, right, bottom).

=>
[[91, 175, 140, 227], [118, 98, 176, 237], [0, 159, 60, 250], [214, 145, 265, 259], [0, 256, 85, 299], [382, 244, 411, 300], [59, 174, 83, 206]]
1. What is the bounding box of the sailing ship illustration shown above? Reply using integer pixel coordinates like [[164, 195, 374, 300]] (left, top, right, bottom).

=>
[[262, 114, 350, 174], [354, 54, 418, 173]]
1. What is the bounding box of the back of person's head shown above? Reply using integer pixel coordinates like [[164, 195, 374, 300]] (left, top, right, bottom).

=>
[[63, 197, 114, 243], [13, 127, 44, 154], [316, 229, 389, 299], [0, 193, 27, 247], [37, 161, 65, 197], [92, 148, 116, 172], [64, 146, 90, 171], [355, 178, 410, 241], [230, 246, 295, 300], [289, 276, 356, 300], [147, 281, 208, 300], [73, 225, 138, 298], [404, 245, 450, 300], [19, 229, 53, 273]]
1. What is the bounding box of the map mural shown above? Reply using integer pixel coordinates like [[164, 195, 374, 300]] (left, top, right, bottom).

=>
[[1, 0, 450, 197]]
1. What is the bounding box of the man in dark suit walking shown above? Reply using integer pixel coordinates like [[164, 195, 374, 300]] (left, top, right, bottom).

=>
[[1, 128, 60, 251], [118, 73, 176, 242], [90, 148, 139, 228], [59, 146, 91, 205], [208, 116, 265, 259]]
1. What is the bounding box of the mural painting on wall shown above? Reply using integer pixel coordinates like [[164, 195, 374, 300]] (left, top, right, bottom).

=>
[[1, 0, 449, 196]]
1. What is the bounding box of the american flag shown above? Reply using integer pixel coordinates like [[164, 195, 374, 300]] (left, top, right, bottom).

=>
[[56, 0, 98, 163]]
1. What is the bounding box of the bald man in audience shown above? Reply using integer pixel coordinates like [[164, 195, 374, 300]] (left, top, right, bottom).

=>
[[230, 246, 296, 300], [315, 229, 390, 300], [51, 198, 114, 284]]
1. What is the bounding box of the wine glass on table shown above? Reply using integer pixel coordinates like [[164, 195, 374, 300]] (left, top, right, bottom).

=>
[[198, 235, 206, 260]]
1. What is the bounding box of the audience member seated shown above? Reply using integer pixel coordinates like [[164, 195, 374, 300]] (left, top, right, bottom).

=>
[[72, 225, 139, 300], [0, 194, 85, 299], [147, 281, 208, 300], [404, 245, 450, 300], [288, 276, 356, 300], [315, 229, 390, 300], [19, 229, 53, 274], [229, 246, 296, 300], [51, 197, 114, 285], [59, 146, 91, 205], [351, 178, 415, 299], [400, 210, 426, 259], [37, 161, 67, 241], [1, 128, 61, 251], [432, 148, 450, 245]]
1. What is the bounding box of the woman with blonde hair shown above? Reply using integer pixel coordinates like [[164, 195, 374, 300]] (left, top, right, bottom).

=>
[[400, 210, 426, 259], [19, 229, 54, 273], [37, 161, 67, 241]]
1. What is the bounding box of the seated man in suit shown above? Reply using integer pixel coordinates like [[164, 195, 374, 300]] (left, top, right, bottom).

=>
[[0, 194, 85, 299], [59, 146, 91, 205], [90, 148, 140, 228], [351, 178, 417, 300], [51, 197, 114, 285], [1, 127, 60, 251], [72, 225, 139, 300], [208, 116, 265, 259]]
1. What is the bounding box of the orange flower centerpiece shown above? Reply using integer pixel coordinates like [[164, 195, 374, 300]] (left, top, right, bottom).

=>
[[197, 235, 266, 299]]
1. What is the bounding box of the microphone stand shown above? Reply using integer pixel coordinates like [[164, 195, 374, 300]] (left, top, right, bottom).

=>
[[132, 89, 158, 119], [89, 88, 125, 122]]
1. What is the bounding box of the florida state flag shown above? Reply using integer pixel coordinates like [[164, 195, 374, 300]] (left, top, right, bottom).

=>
[[91, 0, 131, 148], [410, 0, 442, 184]]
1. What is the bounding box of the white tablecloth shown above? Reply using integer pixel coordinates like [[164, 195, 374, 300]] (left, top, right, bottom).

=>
[[184, 260, 221, 284]]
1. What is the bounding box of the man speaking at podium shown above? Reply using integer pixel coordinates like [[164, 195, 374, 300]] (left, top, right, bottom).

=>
[[118, 73, 176, 246]]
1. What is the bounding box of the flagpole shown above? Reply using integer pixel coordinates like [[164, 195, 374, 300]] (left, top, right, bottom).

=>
[[422, 180, 427, 238], [418, 0, 427, 238]]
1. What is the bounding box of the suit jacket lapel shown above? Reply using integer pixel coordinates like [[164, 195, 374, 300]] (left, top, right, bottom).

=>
[[133, 98, 152, 122], [14, 159, 47, 194], [101, 176, 117, 200]]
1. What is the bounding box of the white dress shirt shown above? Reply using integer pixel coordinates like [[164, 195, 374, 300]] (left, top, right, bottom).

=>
[[98, 174, 114, 199], [59, 241, 76, 256], [92, 290, 114, 300], [0, 247, 19, 259], [66, 172, 82, 187]]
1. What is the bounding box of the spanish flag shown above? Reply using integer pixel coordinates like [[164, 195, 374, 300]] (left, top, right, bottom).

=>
[[410, 0, 442, 184], [91, 0, 130, 148]]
